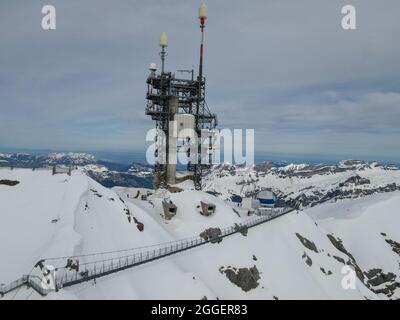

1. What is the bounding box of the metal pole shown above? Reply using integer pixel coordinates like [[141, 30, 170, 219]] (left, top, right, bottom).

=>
[[160, 46, 166, 74]]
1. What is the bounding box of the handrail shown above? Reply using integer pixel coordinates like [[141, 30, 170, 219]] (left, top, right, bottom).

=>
[[56, 207, 294, 289], [0, 207, 294, 296]]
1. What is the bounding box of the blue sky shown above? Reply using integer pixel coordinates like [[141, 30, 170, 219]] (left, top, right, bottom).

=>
[[0, 0, 399, 162]]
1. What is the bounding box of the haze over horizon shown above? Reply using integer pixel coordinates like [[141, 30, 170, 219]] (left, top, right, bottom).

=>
[[1, 145, 399, 167], [1, 1, 400, 162]]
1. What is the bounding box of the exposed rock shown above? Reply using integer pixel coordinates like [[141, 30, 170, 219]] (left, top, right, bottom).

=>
[[0, 180, 20, 186], [200, 228, 223, 244], [252, 255, 258, 261], [320, 267, 333, 276], [302, 252, 312, 267], [296, 233, 318, 253], [333, 255, 346, 264], [385, 238, 400, 256], [90, 189, 103, 198], [327, 234, 364, 282], [65, 259, 79, 272], [123, 207, 130, 216], [220, 265, 260, 292], [364, 268, 400, 297], [234, 223, 248, 236], [133, 216, 144, 232], [339, 175, 370, 187]]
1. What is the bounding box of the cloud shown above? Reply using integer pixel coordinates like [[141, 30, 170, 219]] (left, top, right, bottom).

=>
[[0, 0, 399, 161]]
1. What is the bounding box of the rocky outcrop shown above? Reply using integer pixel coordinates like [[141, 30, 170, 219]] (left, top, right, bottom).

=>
[[219, 265, 261, 292], [384, 238, 400, 256], [0, 180, 20, 186], [339, 175, 370, 187], [296, 233, 318, 253], [302, 252, 313, 267], [200, 228, 223, 244], [133, 217, 144, 232], [320, 267, 333, 276], [364, 269, 400, 297], [234, 224, 248, 236], [327, 234, 364, 282]]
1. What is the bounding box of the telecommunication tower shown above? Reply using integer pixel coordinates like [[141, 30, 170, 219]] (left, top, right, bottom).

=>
[[145, 3, 217, 190]]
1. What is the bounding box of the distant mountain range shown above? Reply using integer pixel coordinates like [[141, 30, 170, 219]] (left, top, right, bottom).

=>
[[0, 152, 96, 166], [2, 152, 400, 207], [202, 160, 400, 209], [0, 152, 153, 188]]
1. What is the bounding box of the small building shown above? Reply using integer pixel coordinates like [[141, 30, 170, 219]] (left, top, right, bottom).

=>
[[200, 201, 216, 216], [162, 200, 177, 220], [257, 190, 276, 208]]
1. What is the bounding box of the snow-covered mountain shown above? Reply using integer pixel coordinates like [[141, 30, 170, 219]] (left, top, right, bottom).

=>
[[84, 162, 153, 188], [0, 152, 153, 188], [1, 167, 399, 299], [0, 152, 96, 167], [47, 152, 96, 165], [203, 160, 400, 209]]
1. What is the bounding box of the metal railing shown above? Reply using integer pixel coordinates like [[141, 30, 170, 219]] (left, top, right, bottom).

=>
[[53, 207, 294, 290], [1, 206, 294, 295]]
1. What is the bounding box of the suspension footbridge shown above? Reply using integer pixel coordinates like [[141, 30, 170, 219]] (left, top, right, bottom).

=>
[[0, 207, 294, 297]]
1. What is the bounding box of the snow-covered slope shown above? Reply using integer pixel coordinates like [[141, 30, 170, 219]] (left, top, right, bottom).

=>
[[203, 161, 400, 209], [307, 193, 400, 298], [1, 168, 399, 299]]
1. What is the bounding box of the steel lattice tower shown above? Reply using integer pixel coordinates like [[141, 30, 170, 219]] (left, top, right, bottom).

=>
[[145, 3, 217, 190]]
